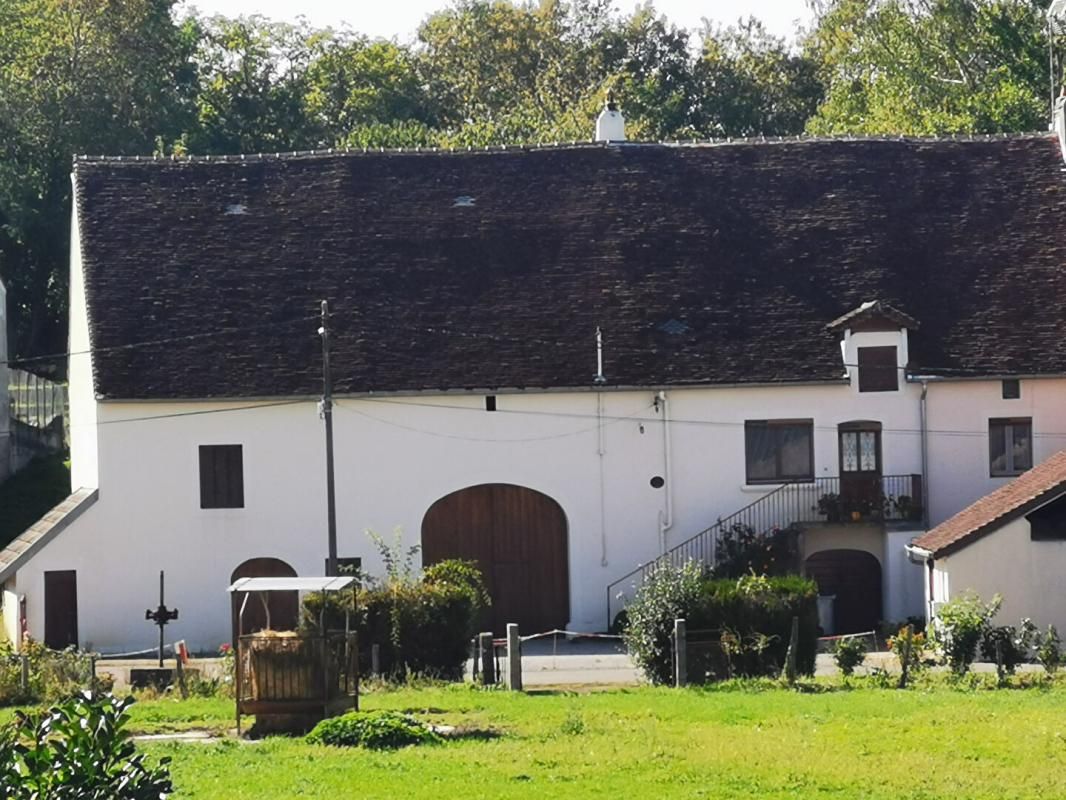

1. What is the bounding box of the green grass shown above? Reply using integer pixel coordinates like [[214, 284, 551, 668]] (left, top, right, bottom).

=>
[[101, 683, 1066, 798], [0, 453, 70, 547]]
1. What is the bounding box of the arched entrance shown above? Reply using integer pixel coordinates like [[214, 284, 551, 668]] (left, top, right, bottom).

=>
[[230, 557, 298, 645], [422, 484, 569, 635], [805, 549, 882, 635]]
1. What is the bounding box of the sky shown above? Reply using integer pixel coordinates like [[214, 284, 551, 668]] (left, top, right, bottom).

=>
[[179, 0, 815, 41]]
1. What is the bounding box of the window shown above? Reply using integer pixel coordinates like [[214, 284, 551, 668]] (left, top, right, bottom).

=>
[[857, 346, 898, 392], [1002, 379, 1021, 400], [989, 419, 1032, 477], [840, 429, 880, 473], [199, 444, 244, 508], [745, 420, 814, 483], [485, 395, 497, 412]]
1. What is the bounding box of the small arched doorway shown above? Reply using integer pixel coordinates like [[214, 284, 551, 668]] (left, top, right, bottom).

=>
[[230, 557, 299, 645], [422, 484, 569, 635], [805, 549, 882, 635]]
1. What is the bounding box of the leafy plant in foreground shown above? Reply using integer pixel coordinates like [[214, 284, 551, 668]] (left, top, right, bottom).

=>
[[0, 692, 172, 799], [832, 636, 866, 680]]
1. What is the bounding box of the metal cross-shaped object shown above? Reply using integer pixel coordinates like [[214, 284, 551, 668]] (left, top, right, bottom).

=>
[[145, 570, 178, 668]]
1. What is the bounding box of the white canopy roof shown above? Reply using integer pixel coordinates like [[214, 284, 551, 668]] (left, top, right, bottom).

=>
[[228, 576, 355, 593]]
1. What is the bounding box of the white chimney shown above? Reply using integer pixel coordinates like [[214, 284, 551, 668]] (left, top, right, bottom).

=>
[[595, 91, 626, 142]]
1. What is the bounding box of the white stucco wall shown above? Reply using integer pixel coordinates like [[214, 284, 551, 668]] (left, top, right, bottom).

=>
[[925, 378, 1066, 526], [934, 516, 1066, 633], [14, 371, 939, 653], [67, 188, 98, 491]]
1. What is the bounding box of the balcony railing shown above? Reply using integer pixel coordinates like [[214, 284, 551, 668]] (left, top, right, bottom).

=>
[[605, 474, 924, 623]]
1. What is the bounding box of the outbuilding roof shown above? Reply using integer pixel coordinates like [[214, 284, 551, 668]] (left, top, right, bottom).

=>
[[913, 451, 1066, 557], [72, 134, 1066, 400], [0, 489, 98, 583]]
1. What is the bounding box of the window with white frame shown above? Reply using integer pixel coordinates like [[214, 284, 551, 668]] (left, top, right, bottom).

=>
[[744, 420, 814, 484]]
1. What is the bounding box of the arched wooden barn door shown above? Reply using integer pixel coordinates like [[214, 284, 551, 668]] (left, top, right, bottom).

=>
[[230, 557, 298, 644], [422, 484, 569, 635], [804, 549, 882, 635]]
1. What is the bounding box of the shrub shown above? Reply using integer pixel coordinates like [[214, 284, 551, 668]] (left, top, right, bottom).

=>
[[887, 626, 928, 675], [303, 539, 488, 681], [1036, 625, 1062, 675], [935, 592, 1001, 674], [0, 637, 104, 706], [832, 636, 866, 678], [306, 710, 440, 749], [980, 619, 1036, 679], [0, 692, 172, 799], [714, 523, 800, 579], [622, 564, 818, 685], [621, 560, 704, 686]]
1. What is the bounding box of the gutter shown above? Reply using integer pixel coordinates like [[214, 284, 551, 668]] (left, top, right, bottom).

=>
[[920, 380, 930, 529], [657, 390, 674, 554]]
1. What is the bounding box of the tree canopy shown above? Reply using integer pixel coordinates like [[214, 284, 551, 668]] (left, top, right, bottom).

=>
[[0, 0, 1060, 364]]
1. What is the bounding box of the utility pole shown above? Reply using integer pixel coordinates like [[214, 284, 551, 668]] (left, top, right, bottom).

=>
[[320, 300, 338, 576]]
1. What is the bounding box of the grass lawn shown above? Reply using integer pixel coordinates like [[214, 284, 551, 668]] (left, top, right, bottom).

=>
[[92, 682, 1066, 798]]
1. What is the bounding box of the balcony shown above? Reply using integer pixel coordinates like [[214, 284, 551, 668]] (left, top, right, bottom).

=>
[[799, 474, 924, 527]]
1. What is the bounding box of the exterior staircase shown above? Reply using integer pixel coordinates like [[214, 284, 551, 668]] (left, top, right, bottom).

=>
[[605, 474, 923, 624]]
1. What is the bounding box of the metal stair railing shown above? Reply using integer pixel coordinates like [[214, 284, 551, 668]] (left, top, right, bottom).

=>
[[605, 474, 923, 624]]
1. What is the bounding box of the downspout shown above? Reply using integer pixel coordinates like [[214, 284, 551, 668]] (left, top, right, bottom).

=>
[[920, 380, 930, 530], [657, 390, 674, 554], [597, 391, 608, 567]]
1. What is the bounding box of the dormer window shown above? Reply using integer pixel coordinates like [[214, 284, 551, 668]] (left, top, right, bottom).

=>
[[857, 346, 898, 392]]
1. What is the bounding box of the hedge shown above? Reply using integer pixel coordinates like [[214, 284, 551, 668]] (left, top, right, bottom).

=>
[[622, 565, 818, 685]]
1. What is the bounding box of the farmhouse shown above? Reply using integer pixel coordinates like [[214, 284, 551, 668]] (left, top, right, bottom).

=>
[[4, 119, 1066, 653], [910, 451, 1066, 631]]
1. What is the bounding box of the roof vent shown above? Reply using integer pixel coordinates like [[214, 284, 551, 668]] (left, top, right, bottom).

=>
[[453, 195, 476, 207], [595, 91, 626, 143], [224, 203, 248, 215], [657, 318, 690, 335]]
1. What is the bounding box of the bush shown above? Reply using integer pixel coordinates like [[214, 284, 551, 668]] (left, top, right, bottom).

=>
[[0, 692, 172, 799], [832, 636, 866, 678], [622, 564, 818, 685], [887, 625, 928, 676], [714, 523, 800, 579], [935, 592, 1001, 674], [980, 619, 1036, 679], [620, 561, 704, 686], [306, 710, 440, 749], [0, 638, 106, 706], [1036, 625, 1062, 675]]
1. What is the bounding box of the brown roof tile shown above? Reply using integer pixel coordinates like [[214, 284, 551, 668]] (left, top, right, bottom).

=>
[[914, 451, 1066, 557], [72, 135, 1066, 399]]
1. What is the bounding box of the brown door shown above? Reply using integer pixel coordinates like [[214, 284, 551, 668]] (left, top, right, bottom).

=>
[[44, 570, 78, 649], [805, 550, 882, 634], [230, 558, 299, 644], [839, 423, 882, 518], [422, 484, 569, 635]]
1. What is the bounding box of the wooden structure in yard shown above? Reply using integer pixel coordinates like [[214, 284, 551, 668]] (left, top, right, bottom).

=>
[[229, 576, 358, 734]]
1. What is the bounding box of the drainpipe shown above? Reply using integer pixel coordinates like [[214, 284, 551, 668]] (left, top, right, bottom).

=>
[[920, 380, 930, 529], [597, 391, 608, 567], [657, 390, 674, 554]]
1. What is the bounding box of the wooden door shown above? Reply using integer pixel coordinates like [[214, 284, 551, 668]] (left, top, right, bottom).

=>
[[805, 550, 882, 634], [839, 423, 882, 517], [230, 558, 299, 644], [422, 484, 569, 635], [44, 570, 78, 649]]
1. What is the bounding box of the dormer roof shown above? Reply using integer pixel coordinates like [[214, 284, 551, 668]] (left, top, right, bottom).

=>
[[826, 300, 920, 332]]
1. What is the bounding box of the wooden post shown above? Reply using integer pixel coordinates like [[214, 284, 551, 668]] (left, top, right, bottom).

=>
[[19, 655, 29, 695], [370, 643, 381, 677], [89, 655, 97, 692], [506, 624, 522, 691], [897, 625, 913, 689], [478, 632, 495, 685], [674, 618, 687, 688], [995, 638, 1005, 686], [175, 654, 188, 699], [783, 616, 799, 686]]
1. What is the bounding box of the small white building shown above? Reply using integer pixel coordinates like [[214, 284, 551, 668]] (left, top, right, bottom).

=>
[[3, 129, 1066, 654], [910, 451, 1066, 632]]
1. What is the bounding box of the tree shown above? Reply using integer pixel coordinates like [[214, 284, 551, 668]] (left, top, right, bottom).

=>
[[0, 0, 195, 362], [807, 0, 1051, 135], [694, 18, 824, 137]]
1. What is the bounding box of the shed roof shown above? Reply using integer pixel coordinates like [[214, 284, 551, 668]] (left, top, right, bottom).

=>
[[72, 135, 1066, 400], [0, 489, 98, 583], [228, 576, 355, 593], [914, 451, 1066, 557]]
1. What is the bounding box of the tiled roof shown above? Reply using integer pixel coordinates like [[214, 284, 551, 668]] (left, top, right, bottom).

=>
[[826, 300, 920, 331], [0, 489, 98, 582], [914, 451, 1066, 557], [72, 135, 1066, 400]]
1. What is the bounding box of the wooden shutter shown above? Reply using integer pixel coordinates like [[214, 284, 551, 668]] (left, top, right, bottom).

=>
[[857, 346, 898, 392], [199, 445, 244, 508]]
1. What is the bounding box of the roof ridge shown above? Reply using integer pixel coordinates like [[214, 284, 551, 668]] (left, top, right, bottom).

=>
[[72, 131, 1055, 165]]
